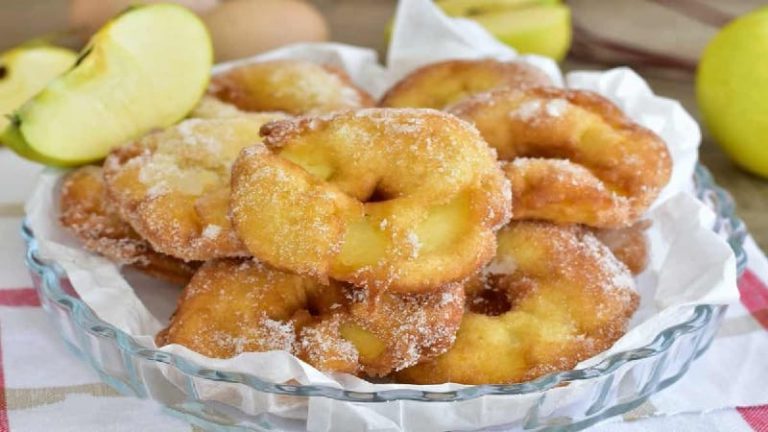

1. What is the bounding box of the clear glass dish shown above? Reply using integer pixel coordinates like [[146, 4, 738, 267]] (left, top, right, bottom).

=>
[[23, 164, 746, 432]]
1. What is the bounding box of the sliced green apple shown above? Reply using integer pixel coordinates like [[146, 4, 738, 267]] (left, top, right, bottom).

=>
[[0, 45, 76, 132], [472, 4, 572, 61], [1, 4, 212, 166], [435, 0, 560, 17]]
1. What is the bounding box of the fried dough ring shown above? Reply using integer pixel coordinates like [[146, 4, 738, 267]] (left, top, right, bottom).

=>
[[230, 108, 511, 293], [59, 166, 198, 283], [379, 59, 551, 109], [104, 116, 285, 261], [396, 221, 639, 385], [209, 60, 374, 115], [450, 87, 672, 228], [159, 259, 464, 377]]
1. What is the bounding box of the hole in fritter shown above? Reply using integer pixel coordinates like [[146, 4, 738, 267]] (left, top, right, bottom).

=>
[[468, 288, 512, 316], [365, 183, 393, 203], [306, 302, 320, 317]]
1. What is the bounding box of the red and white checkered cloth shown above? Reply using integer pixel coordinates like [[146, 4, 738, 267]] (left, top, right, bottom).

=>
[[0, 155, 766, 431]]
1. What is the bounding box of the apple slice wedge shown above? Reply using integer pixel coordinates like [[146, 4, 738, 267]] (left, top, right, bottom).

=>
[[472, 4, 571, 60], [0, 45, 76, 133], [1, 4, 212, 166], [435, 0, 561, 17]]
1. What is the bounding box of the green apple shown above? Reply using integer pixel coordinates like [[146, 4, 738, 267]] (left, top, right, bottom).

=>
[[1, 3, 212, 166], [435, 0, 560, 17], [0, 45, 76, 133], [470, 4, 571, 61], [697, 6, 768, 179], [427, 0, 571, 61]]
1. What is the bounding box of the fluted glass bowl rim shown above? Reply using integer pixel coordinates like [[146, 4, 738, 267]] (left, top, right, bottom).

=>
[[22, 163, 746, 403]]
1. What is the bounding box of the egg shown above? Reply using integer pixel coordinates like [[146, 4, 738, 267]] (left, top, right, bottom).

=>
[[69, 0, 220, 41], [202, 0, 329, 62]]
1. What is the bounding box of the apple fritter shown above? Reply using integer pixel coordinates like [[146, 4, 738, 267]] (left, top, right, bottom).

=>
[[209, 59, 374, 115], [396, 221, 639, 385], [158, 259, 464, 377], [451, 87, 672, 228], [379, 59, 551, 109], [59, 166, 198, 283], [104, 116, 286, 261], [230, 108, 511, 294]]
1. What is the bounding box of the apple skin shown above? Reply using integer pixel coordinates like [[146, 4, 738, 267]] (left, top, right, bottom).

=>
[[0, 45, 77, 132], [473, 5, 571, 61], [424, 1, 571, 61], [435, 0, 560, 16], [697, 6, 768, 179], [2, 3, 213, 167], [0, 119, 73, 166]]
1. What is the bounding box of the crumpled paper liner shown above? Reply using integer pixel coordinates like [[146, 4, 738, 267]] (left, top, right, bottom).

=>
[[24, 0, 739, 430]]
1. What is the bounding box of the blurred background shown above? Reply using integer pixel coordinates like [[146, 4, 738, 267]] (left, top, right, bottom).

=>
[[0, 0, 766, 249]]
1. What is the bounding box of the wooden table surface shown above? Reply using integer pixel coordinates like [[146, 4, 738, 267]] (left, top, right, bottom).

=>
[[1, 0, 766, 250]]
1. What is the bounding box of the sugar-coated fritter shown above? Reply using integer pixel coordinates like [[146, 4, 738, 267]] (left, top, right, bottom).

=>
[[59, 166, 198, 283], [396, 221, 639, 384], [451, 87, 672, 228], [230, 108, 512, 294], [209, 60, 374, 115], [158, 259, 464, 377], [104, 116, 285, 261]]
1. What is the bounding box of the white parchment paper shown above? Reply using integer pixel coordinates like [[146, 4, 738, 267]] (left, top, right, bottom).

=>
[[24, 0, 739, 430]]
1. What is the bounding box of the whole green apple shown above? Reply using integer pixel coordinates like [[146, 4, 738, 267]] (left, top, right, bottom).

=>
[[697, 6, 768, 178]]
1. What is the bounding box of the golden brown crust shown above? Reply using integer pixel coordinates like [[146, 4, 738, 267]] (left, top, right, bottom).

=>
[[59, 166, 198, 284], [209, 60, 375, 115], [336, 283, 465, 376], [159, 259, 464, 377], [230, 108, 512, 294], [594, 220, 651, 275], [379, 59, 551, 109], [103, 116, 285, 261], [450, 87, 672, 228], [395, 221, 639, 385]]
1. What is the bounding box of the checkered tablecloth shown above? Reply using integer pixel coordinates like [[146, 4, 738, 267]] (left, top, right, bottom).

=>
[[0, 152, 767, 431]]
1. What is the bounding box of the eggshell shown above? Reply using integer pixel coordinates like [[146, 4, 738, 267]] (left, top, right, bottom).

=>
[[203, 0, 329, 62], [69, 0, 220, 41]]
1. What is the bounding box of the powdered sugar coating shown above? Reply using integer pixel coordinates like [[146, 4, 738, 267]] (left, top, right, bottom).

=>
[[511, 100, 542, 121], [545, 98, 568, 117], [202, 224, 222, 239]]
